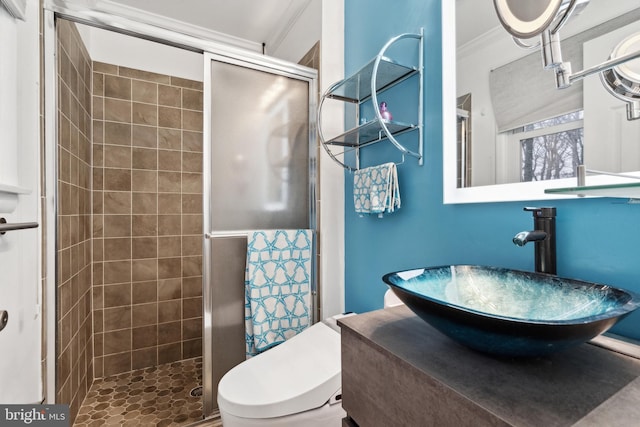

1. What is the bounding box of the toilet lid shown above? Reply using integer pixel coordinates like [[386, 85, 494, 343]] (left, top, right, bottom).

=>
[[217, 322, 341, 419]]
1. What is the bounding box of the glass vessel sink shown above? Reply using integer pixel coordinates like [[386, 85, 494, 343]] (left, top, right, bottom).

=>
[[383, 265, 640, 357]]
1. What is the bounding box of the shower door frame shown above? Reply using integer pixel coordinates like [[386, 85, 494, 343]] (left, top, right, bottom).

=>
[[43, 0, 318, 419], [202, 52, 318, 416]]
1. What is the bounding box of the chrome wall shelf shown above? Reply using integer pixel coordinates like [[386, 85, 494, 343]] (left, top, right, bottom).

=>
[[325, 119, 417, 148], [318, 30, 424, 171], [326, 57, 419, 103]]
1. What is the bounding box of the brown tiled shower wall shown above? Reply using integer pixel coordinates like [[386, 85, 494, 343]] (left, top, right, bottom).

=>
[[56, 20, 94, 420], [91, 62, 204, 378], [55, 19, 204, 423]]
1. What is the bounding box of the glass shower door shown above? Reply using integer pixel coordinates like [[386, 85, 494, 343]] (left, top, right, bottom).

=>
[[209, 59, 311, 231], [202, 53, 317, 417]]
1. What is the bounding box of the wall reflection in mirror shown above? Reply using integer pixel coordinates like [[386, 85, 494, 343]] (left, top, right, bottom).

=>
[[456, 0, 640, 188]]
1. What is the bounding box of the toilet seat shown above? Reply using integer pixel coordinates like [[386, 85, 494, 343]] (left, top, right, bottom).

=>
[[217, 321, 342, 419]]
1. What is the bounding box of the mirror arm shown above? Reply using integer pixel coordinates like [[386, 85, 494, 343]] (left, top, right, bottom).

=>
[[541, 30, 565, 69], [549, 48, 640, 89], [566, 49, 640, 85], [540, 30, 573, 89], [553, 62, 573, 89]]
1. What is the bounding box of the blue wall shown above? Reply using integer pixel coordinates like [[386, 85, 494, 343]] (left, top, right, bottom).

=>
[[343, 0, 640, 340]]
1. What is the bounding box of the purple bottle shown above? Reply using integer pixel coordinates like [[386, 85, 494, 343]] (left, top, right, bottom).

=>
[[379, 101, 393, 121]]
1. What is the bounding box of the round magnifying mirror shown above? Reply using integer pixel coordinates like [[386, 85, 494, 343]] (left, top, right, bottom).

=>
[[493, 0, 572, 39], [612, 33, 640, 88], [600, 33, 640, 120]]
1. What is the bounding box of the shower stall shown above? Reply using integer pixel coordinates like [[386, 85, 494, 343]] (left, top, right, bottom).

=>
[[44, 3, 318, 424]]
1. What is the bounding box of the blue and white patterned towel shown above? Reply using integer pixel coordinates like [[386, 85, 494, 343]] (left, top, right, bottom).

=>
[[353, 162, 400, 217], [244, 229, 313, 357]]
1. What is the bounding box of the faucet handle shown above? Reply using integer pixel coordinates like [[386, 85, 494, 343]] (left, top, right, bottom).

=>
[[523, 207, 556, 218]]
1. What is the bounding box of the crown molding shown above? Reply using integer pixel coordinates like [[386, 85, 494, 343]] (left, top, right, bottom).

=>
[[46, 0, 263, 53], [1, 0, 27, 20], [265, 0, 313, 54]]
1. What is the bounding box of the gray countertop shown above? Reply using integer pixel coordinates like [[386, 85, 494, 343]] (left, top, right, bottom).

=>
[[339, 305, 640, 427]]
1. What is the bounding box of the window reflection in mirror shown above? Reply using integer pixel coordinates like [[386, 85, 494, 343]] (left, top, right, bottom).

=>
[[512, 111, 583, 184], [455, 0, 640, 189]]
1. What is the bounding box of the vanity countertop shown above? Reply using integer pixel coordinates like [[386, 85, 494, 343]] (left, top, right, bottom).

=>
[[338, 305, 640, 427]]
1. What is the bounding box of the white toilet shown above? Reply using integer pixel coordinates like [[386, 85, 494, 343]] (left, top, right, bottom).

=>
[[217, 291, 403, 426], [217, 316, 346, 426]]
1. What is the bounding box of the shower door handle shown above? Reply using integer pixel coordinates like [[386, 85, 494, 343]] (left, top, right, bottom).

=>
[[0, 310, 8, 332]]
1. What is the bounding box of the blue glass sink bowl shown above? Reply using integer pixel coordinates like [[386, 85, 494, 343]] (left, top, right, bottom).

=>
[[382, 265, 640, 357]]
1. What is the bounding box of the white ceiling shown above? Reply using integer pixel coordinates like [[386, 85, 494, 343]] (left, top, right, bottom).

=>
[[104, 1, 504, 50], [456, 0, 501, 47], [108, 0, 310, 48]]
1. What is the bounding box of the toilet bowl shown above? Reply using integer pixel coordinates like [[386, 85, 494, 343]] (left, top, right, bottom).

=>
[[218, 291, 402, 426], [217, 317, 347, 426]]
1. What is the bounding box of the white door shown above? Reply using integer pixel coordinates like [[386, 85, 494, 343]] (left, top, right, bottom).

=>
[[0, 1, 42, 404]]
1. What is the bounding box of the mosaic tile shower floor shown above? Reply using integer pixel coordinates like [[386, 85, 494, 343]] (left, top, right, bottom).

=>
[[74, 357, 222, 426]]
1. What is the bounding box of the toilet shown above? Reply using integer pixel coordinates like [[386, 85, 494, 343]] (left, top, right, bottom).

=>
[[217, 316, 347, 426], [217, 290, 403, 426]]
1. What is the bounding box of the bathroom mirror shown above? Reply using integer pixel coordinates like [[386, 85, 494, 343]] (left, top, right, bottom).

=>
[[443, 0, 640, 203]]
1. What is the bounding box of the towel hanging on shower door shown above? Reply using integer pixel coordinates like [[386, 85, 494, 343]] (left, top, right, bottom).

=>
[[244, 229, 313, 357]]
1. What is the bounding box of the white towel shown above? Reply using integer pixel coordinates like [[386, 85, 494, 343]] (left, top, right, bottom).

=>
[[353, 162, 401, 217], [244, 229, 312, 357]]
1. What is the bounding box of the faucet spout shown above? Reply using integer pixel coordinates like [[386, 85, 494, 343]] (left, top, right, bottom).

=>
[[514, 207, 557, 275], [513, 230, 547, 247]]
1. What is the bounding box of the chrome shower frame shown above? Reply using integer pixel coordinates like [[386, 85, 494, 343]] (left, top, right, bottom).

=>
[[201, 52, 318, 416]]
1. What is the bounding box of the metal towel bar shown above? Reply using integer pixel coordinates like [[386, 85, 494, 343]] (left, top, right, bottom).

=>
[[0, 217, 39, 235]]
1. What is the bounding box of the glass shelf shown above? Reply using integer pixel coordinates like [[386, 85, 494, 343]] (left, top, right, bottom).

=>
[[317, 30, 423, 170], [545, 182, 640, 198], [323, 119, 417, 147], [326, 56, 418, 102]]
